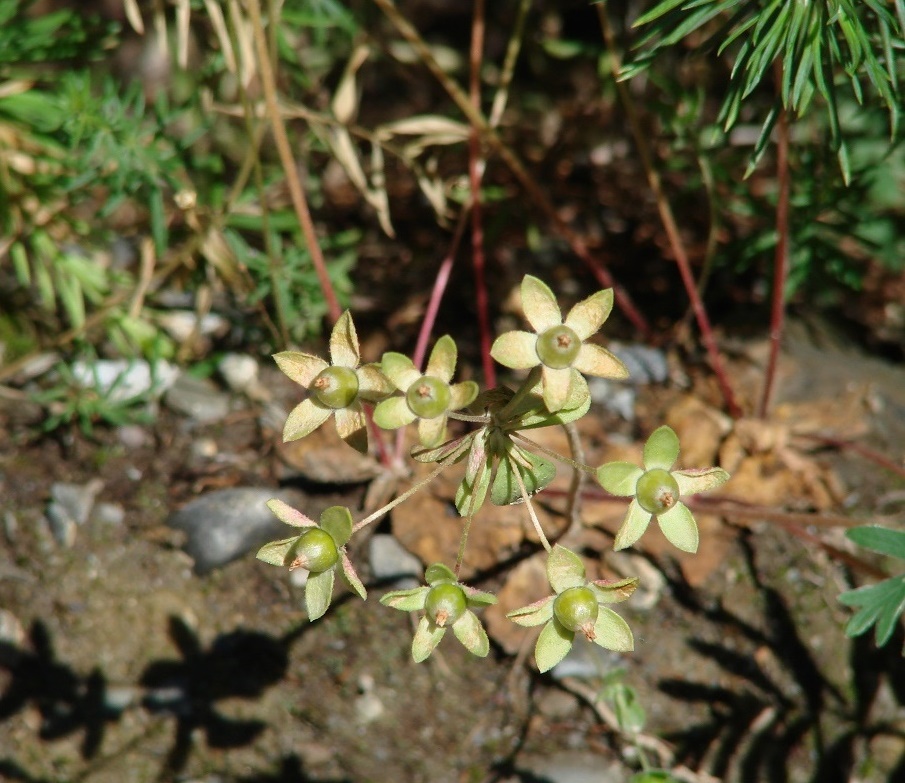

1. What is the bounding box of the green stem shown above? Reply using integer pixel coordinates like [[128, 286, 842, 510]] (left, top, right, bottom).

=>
[[510, 431, 595, 475], [352, 455, 455, 533], [508, 452, 552, 552], [496, 366, 542, 421]]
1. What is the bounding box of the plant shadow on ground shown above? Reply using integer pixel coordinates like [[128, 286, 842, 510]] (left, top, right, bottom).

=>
[[653, 534, 905, 783], [0, 614, 343, 782]]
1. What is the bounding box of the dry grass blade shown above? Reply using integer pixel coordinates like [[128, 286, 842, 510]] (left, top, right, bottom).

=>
[[121, 0, 145, 34], [204, 0, 236, 73], [176, 0, 191, 69]]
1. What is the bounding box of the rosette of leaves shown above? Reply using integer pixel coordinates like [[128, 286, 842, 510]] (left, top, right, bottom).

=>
[[373, 335, 478, 447], [508, 545, 638, 673], [490, 275, 628, 412], [596, 425, 729, 553], [273, 310, 393, 454], [256, 501, 366, 621], [380, 563, 497, 662]]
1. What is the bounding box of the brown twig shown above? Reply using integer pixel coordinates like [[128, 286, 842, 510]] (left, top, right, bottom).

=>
[[468, 0, 495, 388], [370, 0, 651, 337], [596, 5, 742, 418], [244, 0, 341, 324]]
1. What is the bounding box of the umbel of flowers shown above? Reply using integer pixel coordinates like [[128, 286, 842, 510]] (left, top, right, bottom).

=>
[[257, 275, 731, 670]]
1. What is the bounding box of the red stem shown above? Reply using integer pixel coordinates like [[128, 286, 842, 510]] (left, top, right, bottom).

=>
[[759, 94, 791, 418]]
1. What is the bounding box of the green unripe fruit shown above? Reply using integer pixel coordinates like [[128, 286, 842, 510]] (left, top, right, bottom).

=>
[[311, 366, 359, 409], [553, 586, 599, 636], [424, 582, 467, 627], [406, 375, 451, 419], [535, 324, 581, 369], [287, 528, 339, 573], [636, 468, 680, 514]]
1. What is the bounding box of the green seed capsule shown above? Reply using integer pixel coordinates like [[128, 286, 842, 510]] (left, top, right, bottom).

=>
[[424, 582, 467, 627], [287, 528, 339, 572], [553, 586, 599, 634], [635, 468, 680, 514], [405, 375, 451, 419], [311, 365, 359, 409], [535, 324, 580, 369]]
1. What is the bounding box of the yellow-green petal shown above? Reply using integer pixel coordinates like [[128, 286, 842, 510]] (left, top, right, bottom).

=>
[[643, 425, 680, 471], [412, 616, 446, 662], [329, 310, 360, 368], [273, 351, 329, 388], [656, 502, 699, 553], [426, 334, 457, 383], [541, 365, 572, 412], [335, 403, 368, 453], [357, 363, 395, 401], [535, 618, 574, 673], [591, 606, 634, 652], [381, 352, 420, 390], [417, 414, 447, 447], [673, 467, 730, 496], [521, 275, 563, 333], [373, 395, 417, 430], [613, 499, 652, 551], [596, 462, 644, 496], [564, 288, 614, 340], [490, 330, 541, 370], [283, 398, 332, 441], [449, 380, 479, 411], [573, 342, 629, 379]]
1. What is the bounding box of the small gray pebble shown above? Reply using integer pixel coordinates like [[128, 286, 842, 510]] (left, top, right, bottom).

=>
[[167, 487, 307, 574], [368, 534, 422, 586], [51, 479, 104, 526], [164, 373, 231, 422]]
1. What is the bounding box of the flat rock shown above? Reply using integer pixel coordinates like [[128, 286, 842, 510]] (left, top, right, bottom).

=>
[[164, 373, 231, 422], [167, 487, 307, 573]]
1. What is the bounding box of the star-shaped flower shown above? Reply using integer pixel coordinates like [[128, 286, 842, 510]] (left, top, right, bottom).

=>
[[256, 501, 366, 621], [272, 311, 393, 454], [380, 563, 497, 662], [596, 425, 730, 553], [373, 335, 478, 447], [490, 275, 628, 412], [507, 545, 638, 673]]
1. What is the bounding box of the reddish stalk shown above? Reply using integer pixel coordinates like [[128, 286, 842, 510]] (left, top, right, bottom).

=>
[[396, 209, 471, 461], [799, 434, 905, 480], [759, 80, 791, 418], [596, 6, 741, 418], [370, 0, 651, 338], [468, 0, 495, 388]]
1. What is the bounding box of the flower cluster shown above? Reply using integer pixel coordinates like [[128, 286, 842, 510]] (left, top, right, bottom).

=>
[[255, 275, 731, 675]]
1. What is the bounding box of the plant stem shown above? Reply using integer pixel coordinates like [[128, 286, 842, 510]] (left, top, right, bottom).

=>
[[370, 0, 651, 337], [352, 456, 455, 532], [596, 5, 742, 418], [496, 365, 543, 421], [759, 72, 791, 418], [245, 0, 341, 324], [508, 453, 552, 552]]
